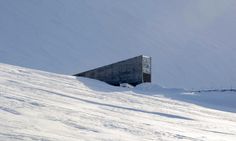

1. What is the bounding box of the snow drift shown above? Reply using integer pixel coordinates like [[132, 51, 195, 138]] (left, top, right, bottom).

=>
[[0, 63, 236, 141], [135, 83, 236, 113]]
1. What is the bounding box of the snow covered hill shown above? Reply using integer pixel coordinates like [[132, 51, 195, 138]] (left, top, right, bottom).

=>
[[0, 63, 236, 141], [0, 0, 236, 89]]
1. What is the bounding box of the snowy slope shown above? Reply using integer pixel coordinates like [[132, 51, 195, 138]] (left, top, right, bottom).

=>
[[0, 63, 236, 141], [0, 0, 236, 89]]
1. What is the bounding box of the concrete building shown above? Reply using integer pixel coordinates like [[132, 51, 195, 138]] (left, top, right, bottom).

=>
[[74, 55, 151, 86]]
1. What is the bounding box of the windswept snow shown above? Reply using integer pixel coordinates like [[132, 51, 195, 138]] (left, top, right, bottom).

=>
[[0, 63, 236, 141], [135, 83, 236, 113]]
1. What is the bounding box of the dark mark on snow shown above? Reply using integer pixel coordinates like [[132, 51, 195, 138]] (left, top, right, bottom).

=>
[[0, 106, 21, 115], [202, 129, 235, 135], [0, 132, 52, 141], [62, 120, 99, 133], [29, 87, 193, 120]]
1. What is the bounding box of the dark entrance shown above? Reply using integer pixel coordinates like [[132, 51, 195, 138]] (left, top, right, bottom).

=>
[[143, 73, 151, 82]]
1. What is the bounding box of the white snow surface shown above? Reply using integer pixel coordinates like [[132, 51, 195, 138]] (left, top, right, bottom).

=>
[[0, 63, 236, 141], [0, 0, 236, 89]]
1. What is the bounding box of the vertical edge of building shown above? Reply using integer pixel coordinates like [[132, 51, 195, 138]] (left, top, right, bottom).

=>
[[142, 55, 152, 83]]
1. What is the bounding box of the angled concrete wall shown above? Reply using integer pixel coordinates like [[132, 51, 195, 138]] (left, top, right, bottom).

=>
[[74, 55, 151, 86]]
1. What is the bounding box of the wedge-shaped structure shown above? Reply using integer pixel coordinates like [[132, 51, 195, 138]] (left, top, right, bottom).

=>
[[74, 55, 151, 86]]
